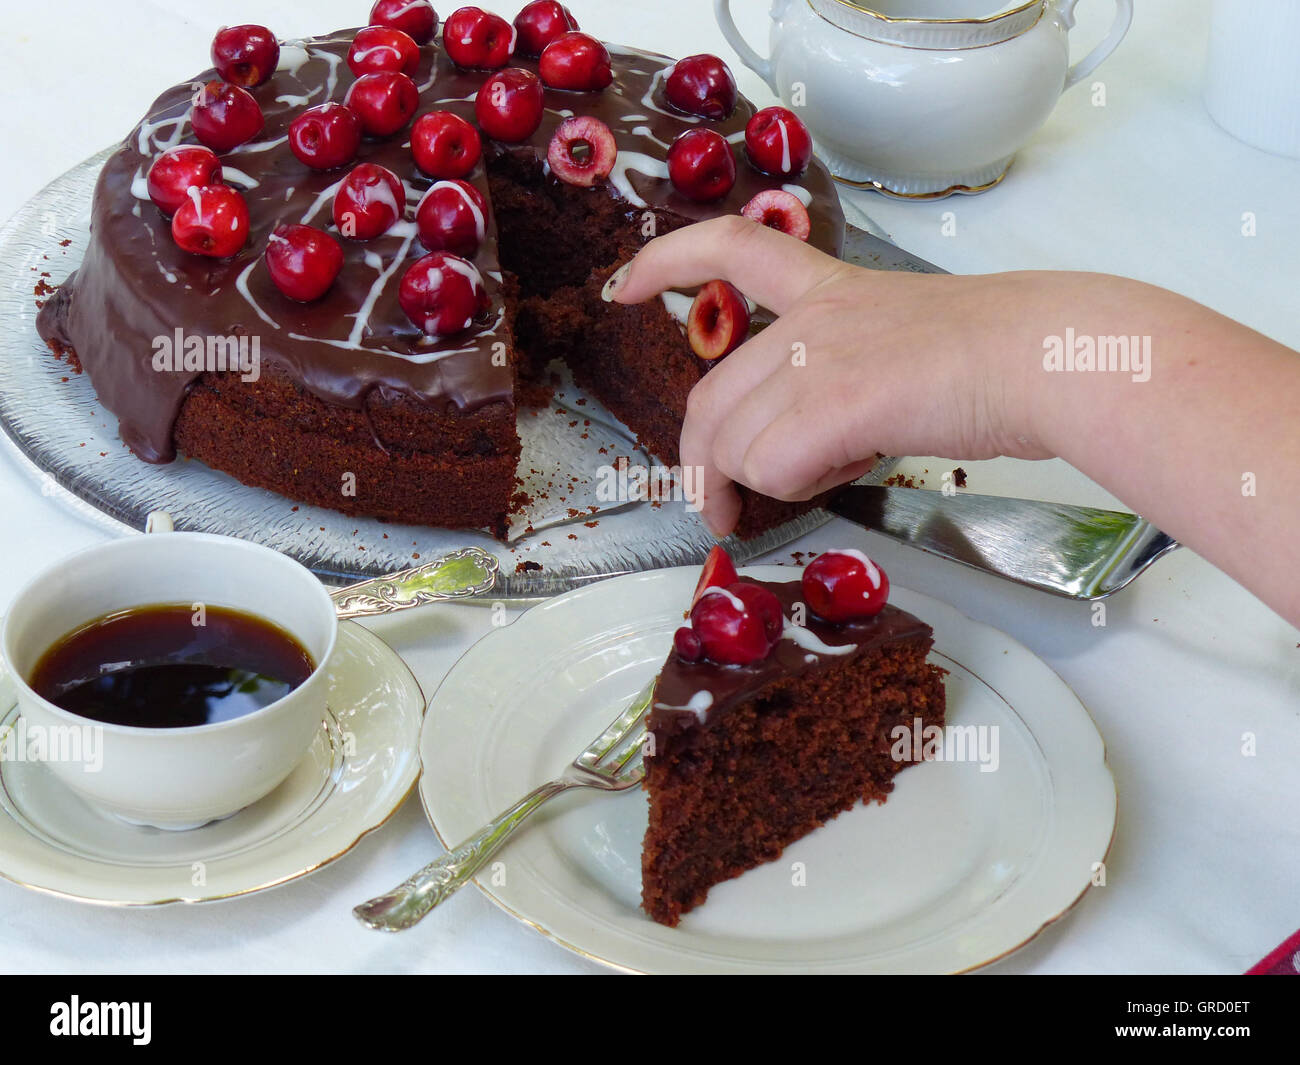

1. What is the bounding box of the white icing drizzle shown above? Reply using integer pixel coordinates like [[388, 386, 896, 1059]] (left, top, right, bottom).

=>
[[777, 115, 792, 174], [621, 114, 648, 122], [284, 185, 296, 200], [654, 691, 713, 722], [308, 47, 344, 101], [782, 622, 857, 656], [156, 261, 177, 284], [699, 586, 745, 611], [276, 85, 324, 107], [276, 43, 312, 76], [631, 125, 671, 150], [221, 166, 260, 189], [131, 202, 142, 217], [234, 258, 281, 330], [136, 112, 188, 156], [228, 134, 290, 154], [826, 548, 883, 590], [346, 226, 418, 347], [130, 166, 150, 201], [725, 129, 747, 144], [781, 183, 813, 207], [608, 150, 669, 208], [299, 177, 345, 225]]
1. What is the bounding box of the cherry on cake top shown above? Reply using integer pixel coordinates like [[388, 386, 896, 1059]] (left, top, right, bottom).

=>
[[673, 548, 893, 668], [370, 0, 440, 44]]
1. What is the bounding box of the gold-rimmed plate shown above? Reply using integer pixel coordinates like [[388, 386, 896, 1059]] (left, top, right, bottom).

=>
[[419, 565, 1117, 973], [0, 621, 423, 905]]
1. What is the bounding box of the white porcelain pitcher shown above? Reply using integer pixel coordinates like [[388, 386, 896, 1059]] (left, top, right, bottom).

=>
[[715, 0, 1134, 197]]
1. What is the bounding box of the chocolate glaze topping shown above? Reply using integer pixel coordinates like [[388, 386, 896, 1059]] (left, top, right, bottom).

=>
[[650, 581, 933, 738], [37, 29, 844, 464]]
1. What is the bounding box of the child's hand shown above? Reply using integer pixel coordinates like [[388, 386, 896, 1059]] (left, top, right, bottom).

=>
[[606, 216, 1051, 536]]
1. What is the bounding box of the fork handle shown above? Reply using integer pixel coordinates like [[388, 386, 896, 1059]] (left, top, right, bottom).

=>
[[352, 778, 575, 931]]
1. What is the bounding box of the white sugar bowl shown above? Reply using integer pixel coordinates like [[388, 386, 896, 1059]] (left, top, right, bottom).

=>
[[715, 0, 1133, 198]]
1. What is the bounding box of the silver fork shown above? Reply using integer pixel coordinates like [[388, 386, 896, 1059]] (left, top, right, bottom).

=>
[[353, 678, 654, 932]]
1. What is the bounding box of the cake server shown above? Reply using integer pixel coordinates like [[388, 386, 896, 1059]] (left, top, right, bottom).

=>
[[829, 485, 1180, 601]]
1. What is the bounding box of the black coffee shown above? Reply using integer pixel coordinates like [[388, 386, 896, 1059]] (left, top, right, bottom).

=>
[[29, 604, 315, 728]]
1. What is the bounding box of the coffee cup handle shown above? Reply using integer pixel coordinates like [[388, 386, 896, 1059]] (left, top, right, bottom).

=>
[[0, 643, 15, 714], [1058, 0, 1134, 92], [714, 0, 779, 94]]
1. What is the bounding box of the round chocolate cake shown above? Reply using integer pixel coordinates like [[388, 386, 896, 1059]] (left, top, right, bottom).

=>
[[37, 14, 845, 537]]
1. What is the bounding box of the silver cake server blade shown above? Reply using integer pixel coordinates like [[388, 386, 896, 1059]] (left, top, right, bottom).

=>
[[829, 484, 1181, 601], [842, 223, 945, 275]]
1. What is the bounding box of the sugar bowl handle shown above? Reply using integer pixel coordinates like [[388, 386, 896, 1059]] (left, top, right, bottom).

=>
[[1058, 0, 1134, 91], [714, 0, 780, 93]]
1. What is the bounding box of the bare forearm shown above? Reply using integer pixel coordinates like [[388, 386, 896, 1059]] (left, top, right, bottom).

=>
[[1014, 273, 1300, 624]]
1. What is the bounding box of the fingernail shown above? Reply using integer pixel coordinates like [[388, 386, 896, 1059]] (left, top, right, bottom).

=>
[[601, 263, 631, 303]]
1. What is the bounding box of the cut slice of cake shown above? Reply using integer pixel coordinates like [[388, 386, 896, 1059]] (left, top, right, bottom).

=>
[[641, 547, 947, 927]]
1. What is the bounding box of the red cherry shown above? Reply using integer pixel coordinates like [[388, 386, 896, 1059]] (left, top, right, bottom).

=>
[[265, 224, 344, 301], [475, 67, 544, 142], [741, 189, 811, 241], [332, 163, 405, 240], [370, 0, 439, 44], [345, 71, 420, 137], [539, 32, 611, 91], [690, 544, 739, 607], [411, 110, 483, 177], [673, 626, 703, 663], [745, 106, 813, 178], [211, 24, 280, 88], [689, 581, 783, 665], [546, 116, 617, 187], [687, 280, 749, 361], [443, 6, 514, 69], [190, 80, 264, 152], [415, 179, 488, 256], [398, 251, 488, 336], [667, 128, 736, 202], [347, 25, 421, 77], [664, 54, 737, 120], [513, 1, 578, 58], [288, 102, 362, 169], [170, 185, 249, 258], [146, 146, 223, 215], [802, 550, 890, 622]]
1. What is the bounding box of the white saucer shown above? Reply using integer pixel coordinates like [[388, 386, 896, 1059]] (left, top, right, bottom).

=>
[[0, 621, 423, 905], [420, 566, 1117, 974]]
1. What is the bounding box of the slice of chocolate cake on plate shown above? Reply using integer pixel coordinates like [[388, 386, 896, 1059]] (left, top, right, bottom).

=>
[[641, 547, 947, 927]]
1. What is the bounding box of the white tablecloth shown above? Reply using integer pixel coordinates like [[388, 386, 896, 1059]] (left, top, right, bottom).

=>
[[1, 0, 1296, 974]]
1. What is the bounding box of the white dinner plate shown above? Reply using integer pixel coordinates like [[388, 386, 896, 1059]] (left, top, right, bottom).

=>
[[0, 622, 424, 905], [420, 565, 1117, 973]]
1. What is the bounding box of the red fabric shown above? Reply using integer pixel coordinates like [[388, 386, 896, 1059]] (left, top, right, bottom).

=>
[[1246, 928, 1300, 974]]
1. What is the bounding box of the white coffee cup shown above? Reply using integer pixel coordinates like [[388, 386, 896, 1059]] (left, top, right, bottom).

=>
[[1204, 0, 1300, 159], [0, 532, 338, 830]]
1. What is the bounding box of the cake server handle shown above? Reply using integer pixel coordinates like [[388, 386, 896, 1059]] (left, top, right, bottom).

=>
[[328, 546, 499, 619], [352, 777, 579, 932]]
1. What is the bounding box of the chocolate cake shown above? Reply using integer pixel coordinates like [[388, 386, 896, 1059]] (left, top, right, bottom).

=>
[[36, 11, 845, 538], [642, 549, 947, 927]]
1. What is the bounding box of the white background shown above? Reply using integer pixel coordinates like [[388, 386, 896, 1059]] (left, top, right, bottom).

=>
[[1, 0, 1297, 973]]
